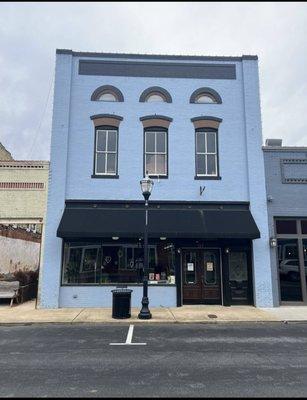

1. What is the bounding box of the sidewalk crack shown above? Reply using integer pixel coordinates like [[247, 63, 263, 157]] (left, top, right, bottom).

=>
[[71, 309, 85, 323], [167, 308, 176, 322]]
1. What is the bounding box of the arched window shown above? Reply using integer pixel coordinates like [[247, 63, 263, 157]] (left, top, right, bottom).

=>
[[139, 87, 172, 103], [146, 93, 166, 102], [190, 88, 222, 104], [91, 85, 124, 102]]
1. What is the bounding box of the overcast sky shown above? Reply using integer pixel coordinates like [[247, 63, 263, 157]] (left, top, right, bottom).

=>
[[0, 2, 306, 160]]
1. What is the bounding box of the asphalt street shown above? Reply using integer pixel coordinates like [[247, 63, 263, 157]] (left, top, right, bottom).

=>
[[0, 322, 307, 397]]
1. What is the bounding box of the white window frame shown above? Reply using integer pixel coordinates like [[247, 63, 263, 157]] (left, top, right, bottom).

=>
[[95, 129, 118, 175], [196, 130, 218, 177], [145, 130, 167, 176]]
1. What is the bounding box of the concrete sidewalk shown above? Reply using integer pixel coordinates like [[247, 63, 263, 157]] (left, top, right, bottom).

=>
[[0, 300, 307, 324]]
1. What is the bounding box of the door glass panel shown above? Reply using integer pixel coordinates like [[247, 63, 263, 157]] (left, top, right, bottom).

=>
[[204, 252, 216, 285], [278, 239, 302, 301], [229, 252, 248, 301], [184, 252, 197, 284]]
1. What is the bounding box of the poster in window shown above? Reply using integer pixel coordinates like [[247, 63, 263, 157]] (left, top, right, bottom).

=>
[[206, 262, 214, 271], [187, 263, 194, 271]]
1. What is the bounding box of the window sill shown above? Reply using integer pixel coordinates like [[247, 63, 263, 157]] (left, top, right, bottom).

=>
[[91, 174, 119, 179], [194, 175, 221, 180], [147, 175, 168, 179]]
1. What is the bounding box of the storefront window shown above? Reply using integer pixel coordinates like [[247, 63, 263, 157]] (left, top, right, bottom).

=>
[[301, 220, 307, 234], [276, 219, 297, 234], [62, 241, 176, 285], [277, 239, 302, 301]]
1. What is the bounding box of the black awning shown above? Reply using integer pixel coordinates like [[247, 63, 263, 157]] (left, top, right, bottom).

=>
[[57, 205, 260, 239]]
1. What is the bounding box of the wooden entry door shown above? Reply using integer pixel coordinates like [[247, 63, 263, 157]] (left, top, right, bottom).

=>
[[182, 249, 222, 304]]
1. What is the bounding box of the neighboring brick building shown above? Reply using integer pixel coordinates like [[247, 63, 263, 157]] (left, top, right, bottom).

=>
[[0, 143, 49, 280], [39, 49, 273, 309]]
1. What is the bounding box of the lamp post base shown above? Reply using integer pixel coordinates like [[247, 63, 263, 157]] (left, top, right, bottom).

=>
[[138, 296, 152, 319]]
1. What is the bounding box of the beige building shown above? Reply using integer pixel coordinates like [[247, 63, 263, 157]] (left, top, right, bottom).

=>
[[0, 143, 49, 225], [0, 142, 49, 279]]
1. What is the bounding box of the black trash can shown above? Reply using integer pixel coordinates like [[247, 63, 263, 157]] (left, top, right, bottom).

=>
[[111, 288, 133, 319]]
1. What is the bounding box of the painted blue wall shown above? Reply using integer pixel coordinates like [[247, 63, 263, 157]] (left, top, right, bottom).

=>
[[264, 148, 307, 305], [38, 52, 274, 308]]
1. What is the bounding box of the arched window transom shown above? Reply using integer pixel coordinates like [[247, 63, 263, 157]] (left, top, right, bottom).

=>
[[91, 85, 124, 102]]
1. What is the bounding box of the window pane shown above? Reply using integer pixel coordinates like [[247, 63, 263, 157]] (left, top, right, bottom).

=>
[[156, 132, 166, 153], [184, 251, 197, 284], [196, 133, 206, 153], [146, 132, 155, 152], [107, 131, 117, 152], [96, 153, 106, 173], [156, 155, 166, 175], [196, 154, 206, 175], [146, 94, 165, 102], [146, 154, 155, 175], [107, 153, 116, 174], [278, 239, 302, 301], [301, 220, 307, 234], [229, 252, 249, 302], [207, 155, 217, 175], [276, 220, 297, 234], [204, 252, 217, 285], [97, 131, 106, 151], [207, 132, 216, 153], [195, 94, 215, 103], [98, 92, 117, 102]]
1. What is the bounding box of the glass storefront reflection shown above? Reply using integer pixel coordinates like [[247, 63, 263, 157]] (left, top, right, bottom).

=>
[[278, 239, 302, 301], [62, 241, 176, 285]]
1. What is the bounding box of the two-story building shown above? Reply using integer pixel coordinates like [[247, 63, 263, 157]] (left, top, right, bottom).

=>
[[38, 50, 274, 309], [264, 139, 307, 306]]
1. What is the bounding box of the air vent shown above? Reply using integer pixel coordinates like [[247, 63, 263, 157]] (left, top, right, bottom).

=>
[[265, 138, 282, 147]]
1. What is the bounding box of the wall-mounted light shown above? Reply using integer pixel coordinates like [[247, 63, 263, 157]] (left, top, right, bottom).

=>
[[270, 237, 277, 247], [225, 247, 230, 254], [267, 195, 273, 202], [112, 236, 119, 240]]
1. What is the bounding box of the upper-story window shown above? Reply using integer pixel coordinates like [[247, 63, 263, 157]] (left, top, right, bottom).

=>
[[145, 128, 168, 177], [195, 129, 218, 177], [140, 115, 172, 178], [91, 85, 124, 102], [90, 114, 123, 179], [139, 87, 172, 103], [98, 92, 117, 102], [95, 127, 118, 175], [191, 116, 222, 180], [190, 88, 222, 104], [146, 93, 166, 102]]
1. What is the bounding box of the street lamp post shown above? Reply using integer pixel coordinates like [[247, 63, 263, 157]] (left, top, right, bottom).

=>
[[138, 173, 154, 320]]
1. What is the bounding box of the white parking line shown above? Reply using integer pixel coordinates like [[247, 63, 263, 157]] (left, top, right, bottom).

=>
[[110, 324, 147, 346]]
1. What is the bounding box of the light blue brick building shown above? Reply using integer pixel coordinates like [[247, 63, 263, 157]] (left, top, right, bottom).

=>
[[38, 49, 274, 309]]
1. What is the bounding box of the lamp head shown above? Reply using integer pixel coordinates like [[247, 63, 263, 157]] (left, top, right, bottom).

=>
[[140, 173, 154, 200]]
